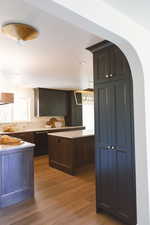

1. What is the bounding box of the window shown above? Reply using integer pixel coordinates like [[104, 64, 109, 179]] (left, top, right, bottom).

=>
[[0, 98, 31, 122], [0, 104, 13, 123], [82, 92, 94, 131], [13, 98, 31, 121]]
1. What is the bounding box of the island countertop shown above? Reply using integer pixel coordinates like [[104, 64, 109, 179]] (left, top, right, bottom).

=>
[[48, 130, 94, 139], [0, 142, 35, 153]]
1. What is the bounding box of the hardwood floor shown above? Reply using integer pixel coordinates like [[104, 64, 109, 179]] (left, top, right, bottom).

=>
[[0, 156, 125, 225]]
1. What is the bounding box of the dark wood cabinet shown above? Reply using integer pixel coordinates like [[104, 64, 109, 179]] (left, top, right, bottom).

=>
[[67, 91, 82, 126], [88, 41, 130, 84], [34, 88, 68, 117], [48, 135, 94, 175], [11, 132, 34, 143], [95, 82, 116, 212], [94, 48, 110, 82], [34, 88, 83, 126], [88, 41, 136, 225], [109, 45, 130, 80], [34, 131, 48, 156]]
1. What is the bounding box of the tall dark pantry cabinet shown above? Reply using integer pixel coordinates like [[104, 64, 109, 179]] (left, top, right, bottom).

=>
[[87, 41, 136, 225]]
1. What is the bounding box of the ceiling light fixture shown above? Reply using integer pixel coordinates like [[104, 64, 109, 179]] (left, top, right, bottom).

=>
[[1, 23, 39, 42]]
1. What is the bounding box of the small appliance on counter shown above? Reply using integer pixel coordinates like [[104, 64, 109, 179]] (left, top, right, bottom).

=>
[[46, 117, 64, 128]]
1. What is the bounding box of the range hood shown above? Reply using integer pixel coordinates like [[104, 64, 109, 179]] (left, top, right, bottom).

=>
[[0, 93, 14, 105]]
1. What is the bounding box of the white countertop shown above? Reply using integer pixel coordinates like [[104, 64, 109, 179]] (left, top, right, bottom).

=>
[[0, 142, 35, 153], [48, 130, 94, 139], [0, 126, 85, 135]]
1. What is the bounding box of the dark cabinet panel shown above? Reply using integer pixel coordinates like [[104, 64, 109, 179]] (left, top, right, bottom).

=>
[[95, 84, 116, 212], [95, 84, 115, 147], [34, 88, 68, 117], [88, 41, 136, 225], [97, 148, 116, 212], [115, 80, 136, 222], [34, 88, 83, 125], [109, 45, 131, 80], [71, 106, 82, 126], [94, 49, 109, 82], [48, 135, 94, 175], [11, 132, 34, 143], [89, 41, 131, 84], [68, 91, 82, 126], [49, 136, 74, 174], [34, 132, 48, 156], [95, 80, 136, 225]]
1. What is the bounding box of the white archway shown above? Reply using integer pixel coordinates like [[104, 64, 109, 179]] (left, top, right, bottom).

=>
[[25, 1, 150, 224]]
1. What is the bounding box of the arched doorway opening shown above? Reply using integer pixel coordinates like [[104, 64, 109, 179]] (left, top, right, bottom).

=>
[[24, 1, 150, 224]]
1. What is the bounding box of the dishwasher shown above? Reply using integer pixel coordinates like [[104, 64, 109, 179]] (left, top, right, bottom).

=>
[[34, 131, 48, 156]]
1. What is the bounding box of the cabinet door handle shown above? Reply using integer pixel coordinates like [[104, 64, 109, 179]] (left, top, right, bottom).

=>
[[109, 74, 113, 78], [105, 74, 109, 78], [111, 146, 115, 150], [106, 145, 111, 150]]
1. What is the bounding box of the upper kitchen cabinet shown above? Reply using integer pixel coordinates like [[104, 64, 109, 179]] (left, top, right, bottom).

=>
[[87, 41, 131, 84], [68, 91, 83, 126], [34, 88, 68, 117]]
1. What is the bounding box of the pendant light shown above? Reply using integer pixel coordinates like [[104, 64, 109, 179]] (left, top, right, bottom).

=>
[[0, 93, 14, 105]]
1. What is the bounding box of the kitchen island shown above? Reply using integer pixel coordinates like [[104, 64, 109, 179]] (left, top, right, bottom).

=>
[[48, 130, 94, 175], [0, 142, 35, 208]]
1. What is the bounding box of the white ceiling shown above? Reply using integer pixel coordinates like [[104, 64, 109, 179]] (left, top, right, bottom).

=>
[[0, 0, 102, 90], [102, 0, 150, 31]]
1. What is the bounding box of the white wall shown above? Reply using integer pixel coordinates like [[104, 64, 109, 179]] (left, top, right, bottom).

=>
[[82, 103, 94, 130], [26, 0, 150, 224]]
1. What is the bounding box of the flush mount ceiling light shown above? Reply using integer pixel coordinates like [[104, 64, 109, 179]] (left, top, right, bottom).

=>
[[1, 23, 39, 41]]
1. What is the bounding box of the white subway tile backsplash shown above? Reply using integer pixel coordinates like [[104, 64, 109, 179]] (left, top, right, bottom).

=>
[[0, 116, 65, 131]]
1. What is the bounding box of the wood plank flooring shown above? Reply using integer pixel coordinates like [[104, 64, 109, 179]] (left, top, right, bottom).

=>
[[0, 156, 125, 225]]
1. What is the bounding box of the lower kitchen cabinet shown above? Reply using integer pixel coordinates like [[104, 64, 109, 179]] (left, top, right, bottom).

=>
[[10, 132, 34, 143], [34, 131, 48, 156], [10, 131, 47, 156], [48, 135, 94, 175]]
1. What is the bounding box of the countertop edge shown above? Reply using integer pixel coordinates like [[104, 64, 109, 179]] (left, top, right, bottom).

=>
[[0, 126, 85, 135], [0, 142, 35, 153], [48, 131, 94, 139]]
